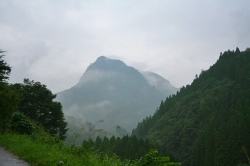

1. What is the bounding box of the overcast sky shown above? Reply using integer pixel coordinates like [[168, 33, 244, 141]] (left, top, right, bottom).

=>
[[1, 0, 250, 93]]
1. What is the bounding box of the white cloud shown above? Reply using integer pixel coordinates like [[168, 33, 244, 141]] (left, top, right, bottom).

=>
[[64, 100, 111, 122], [0, 0, 249, 92]]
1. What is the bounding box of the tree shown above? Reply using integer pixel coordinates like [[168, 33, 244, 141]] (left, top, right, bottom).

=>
[[11, 79, 68, 139], [0, 50, 19, 132], [0, 50, 11, 82], [0, 82, 20, 131]]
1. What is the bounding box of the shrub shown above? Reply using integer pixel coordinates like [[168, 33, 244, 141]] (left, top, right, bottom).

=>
[[0, 82, 20, 132], [137, 149, 181, 166], [10, 112, 35, 135]]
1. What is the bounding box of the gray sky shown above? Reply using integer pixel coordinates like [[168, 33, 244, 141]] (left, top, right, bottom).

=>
[[1, 0, 250, 93]]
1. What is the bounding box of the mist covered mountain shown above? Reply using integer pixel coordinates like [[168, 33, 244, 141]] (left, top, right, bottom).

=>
[[141, 71, 179, 96], [56, 56, 178, 131]]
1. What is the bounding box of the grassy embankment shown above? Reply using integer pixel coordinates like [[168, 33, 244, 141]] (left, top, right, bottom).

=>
[[0, 132, 181, 166], [0, 132, 123, 166]]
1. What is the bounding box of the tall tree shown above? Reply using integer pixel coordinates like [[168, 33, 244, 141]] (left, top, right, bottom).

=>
[[0, 50, 19, 131], [12, 79, 68, 139], [0, 50, 11, 82]]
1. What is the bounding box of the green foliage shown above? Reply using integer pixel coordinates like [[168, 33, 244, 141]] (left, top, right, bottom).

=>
[[11, 79, 68, 139], [0, 50, 11, 82], [91, 134, 154, 161], [0, 132, 181, 166], [133, 48, 250, 166], [0, 133, 120, 166], [86, 133, 179, 165], [137, 149, 181, 166], [0, 50, 20, 132], [0, 82, 20, 132], [10, 112, 35, 135]]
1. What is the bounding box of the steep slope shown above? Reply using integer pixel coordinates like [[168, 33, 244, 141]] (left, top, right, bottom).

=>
[[141, 71, 179, 96], [132, 48, 250, 166], [56, 56, 178, 131]]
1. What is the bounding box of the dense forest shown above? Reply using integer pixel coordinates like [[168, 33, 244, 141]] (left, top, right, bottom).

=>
[[83, 135, 153, 160], [132, 47, 250, 166]]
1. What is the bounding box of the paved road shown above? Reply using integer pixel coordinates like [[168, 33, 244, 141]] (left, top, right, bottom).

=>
[[0, 147, 30, 166]]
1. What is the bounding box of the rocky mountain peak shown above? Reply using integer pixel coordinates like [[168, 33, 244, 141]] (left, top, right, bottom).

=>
[[86, 56, 126, 72]]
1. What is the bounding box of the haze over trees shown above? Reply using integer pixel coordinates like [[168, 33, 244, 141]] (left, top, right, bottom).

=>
[[132, 47, 250, 166], [64, 115, 129, 146]]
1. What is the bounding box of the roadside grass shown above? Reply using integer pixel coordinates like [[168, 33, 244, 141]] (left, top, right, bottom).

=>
[[0, 133, 123, 166], [0, 130, 181, 166]]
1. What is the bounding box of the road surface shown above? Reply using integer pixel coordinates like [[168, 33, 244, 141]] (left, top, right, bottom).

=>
[[0, 147, 30, 166]]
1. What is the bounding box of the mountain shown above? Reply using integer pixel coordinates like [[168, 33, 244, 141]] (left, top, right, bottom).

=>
[[132, 47, 250, 166], [56, 56, 178, 132], [141, 71, 179, 96]]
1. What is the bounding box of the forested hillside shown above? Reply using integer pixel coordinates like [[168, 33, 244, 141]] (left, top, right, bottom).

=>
[[132, 48, 250, 166]]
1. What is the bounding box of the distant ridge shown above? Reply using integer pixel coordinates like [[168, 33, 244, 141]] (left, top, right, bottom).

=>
[[141, 71, 179, 96], [56, 56, 178, 131]]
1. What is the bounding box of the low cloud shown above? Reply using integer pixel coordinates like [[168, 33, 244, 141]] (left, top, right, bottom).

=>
[[64, 100, 111, 123]]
